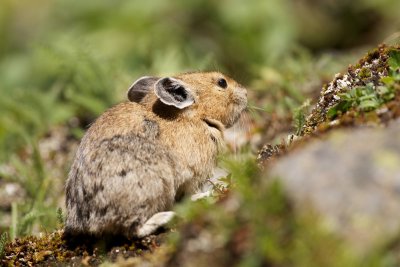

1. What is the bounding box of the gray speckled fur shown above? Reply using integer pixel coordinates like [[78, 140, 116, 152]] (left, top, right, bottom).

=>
[[66, 121, 176, 237]]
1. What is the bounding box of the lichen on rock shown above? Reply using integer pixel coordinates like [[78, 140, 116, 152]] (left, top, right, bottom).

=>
[[303, 44, 400, 135]]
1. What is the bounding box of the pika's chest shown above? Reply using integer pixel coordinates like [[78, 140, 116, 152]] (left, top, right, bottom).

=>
[[159, 122, 220, 176]]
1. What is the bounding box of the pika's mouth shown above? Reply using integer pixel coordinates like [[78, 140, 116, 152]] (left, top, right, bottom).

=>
[[203, 118, 225, 132]]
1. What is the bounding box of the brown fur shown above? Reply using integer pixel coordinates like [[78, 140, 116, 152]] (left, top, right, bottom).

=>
[[65, 71, 247, 237]]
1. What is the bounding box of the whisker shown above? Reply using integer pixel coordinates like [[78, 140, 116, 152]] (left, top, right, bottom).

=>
[[233, 121, 237, 159], [247, 105, 267, 112], [247, 106, 259, 120]]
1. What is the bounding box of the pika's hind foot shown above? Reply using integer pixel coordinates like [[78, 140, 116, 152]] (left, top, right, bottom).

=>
[[136, 211, 176, 238]]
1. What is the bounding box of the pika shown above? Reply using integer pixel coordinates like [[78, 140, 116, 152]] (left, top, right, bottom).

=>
[[65, 71, 247, 238]]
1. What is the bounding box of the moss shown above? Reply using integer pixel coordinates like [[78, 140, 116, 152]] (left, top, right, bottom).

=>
[[0, 230, 167, 266], [302, 44, 400, 135], [359, 67, 372, 79], [257, 141, 290, 166]]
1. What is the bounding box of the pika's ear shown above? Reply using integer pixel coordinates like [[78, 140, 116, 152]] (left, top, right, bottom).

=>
[[127, 76, 159, 102], [155, 77, 195, 109]]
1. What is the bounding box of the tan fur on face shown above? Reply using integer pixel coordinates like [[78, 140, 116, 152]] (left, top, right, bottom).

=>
[[173, 72, 247, 127], [65, 71, 247, 238]]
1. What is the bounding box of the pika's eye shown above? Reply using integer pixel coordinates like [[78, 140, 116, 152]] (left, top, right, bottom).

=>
[[217, 78, 227, 89]]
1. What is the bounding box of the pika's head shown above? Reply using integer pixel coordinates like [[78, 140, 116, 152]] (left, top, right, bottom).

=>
[[127, 72, 247, 129]]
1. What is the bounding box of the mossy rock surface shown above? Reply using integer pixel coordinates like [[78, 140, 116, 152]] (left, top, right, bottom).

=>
[[258, 44, 400, 164], [304, 44, 400, 134]]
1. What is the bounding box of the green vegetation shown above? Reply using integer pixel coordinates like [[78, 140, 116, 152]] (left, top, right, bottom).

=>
[[1, 0, 400, 265], [327, 49, 400, 119], [293, 99, 311, 135], [0, 232, 8, 259], [326, 83, 392, 118]]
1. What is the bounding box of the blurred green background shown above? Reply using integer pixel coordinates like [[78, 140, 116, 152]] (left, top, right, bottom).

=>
[[0, 0, 399, 240]]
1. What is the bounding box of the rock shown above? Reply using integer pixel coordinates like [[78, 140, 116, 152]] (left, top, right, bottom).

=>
[[271, 120, 400, 253]]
